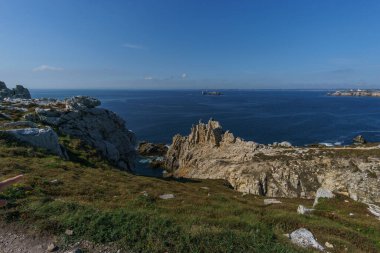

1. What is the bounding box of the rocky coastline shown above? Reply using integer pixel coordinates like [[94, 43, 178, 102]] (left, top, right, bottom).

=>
[[2, 82, 379, 204], [1, 83, 380, 252], [329, 89, 380, 97], [0, 86, 137, 170], [164, 119, 380, 204]]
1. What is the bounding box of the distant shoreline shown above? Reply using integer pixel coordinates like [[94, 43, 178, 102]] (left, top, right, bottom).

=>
[[328, 89, 380, 97]]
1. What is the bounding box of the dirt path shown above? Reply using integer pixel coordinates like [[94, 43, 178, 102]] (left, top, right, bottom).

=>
[[0, 223, 125, 253], [0, 225, 56, 253]]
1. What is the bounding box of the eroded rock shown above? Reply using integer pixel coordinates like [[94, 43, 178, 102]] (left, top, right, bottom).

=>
[[289, 228, 324, 251], [0, 127, 67, 158], [264, 199, 282, 205], [26, 96, 137, 170], [0, 81, 31, 100], [159, 194, 175, 200], [138, 142, 168, 156], [297, 205, 314, 215], [313, 188, 335, 207], [164, 119, 380, 203], [353, 135, 366, 144], [367, 203, 380, 219]]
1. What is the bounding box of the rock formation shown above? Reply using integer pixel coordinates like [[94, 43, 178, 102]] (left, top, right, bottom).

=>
[[353, 135, 366, 144], [23, 96, 137, 170], [0, 81, 31, 100], [0, 127, 67, 158], [313, 188, 335, 207], [138, 142, 168, 157], [165, 119, 380, 203], [289, 228, 324, 251]]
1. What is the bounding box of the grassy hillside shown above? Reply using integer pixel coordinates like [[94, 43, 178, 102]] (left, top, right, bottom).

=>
[[0, 134, 380, 253]]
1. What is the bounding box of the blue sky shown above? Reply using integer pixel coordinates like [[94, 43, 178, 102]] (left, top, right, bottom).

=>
[[1, 0, 380, 89]]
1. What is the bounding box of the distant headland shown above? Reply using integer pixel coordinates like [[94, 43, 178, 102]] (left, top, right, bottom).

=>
[[328, 89, 380, 97]]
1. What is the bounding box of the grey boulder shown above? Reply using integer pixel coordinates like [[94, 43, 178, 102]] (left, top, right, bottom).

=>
[[313, 188, 335, 207], [1, 127, 67, 158], [289, 228, 324, 251]]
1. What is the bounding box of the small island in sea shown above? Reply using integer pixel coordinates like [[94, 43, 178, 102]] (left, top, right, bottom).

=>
[[329, 89, 380, 97], [202, 90, 223, 96]]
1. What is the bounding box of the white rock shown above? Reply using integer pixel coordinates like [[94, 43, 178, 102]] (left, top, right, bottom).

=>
[[278, 141, 292, 147], [297, 205, 314, 215], [159, 194, 175, 200], [65, 229, 73, 236], [264, 199, 282, 205], [65, 96, 101, 110], [325, 241, 334, 248], [47, 243, 58, 252], [313, 188, 335, 207], [289, 228, 324, 251], [367, 203, 380, 219]]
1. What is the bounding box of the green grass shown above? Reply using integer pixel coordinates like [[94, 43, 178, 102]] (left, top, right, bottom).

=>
[[0, 135, 380, 252]]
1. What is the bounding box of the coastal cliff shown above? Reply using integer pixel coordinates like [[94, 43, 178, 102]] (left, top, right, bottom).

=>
[[1, 95, 137, 170], [165, 119, 380, 203]]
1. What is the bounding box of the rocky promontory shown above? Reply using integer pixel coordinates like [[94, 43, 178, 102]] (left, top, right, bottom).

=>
[[165, 119, 380, 203], [0, 81, 31, 100], [1, 95, 137, 170]]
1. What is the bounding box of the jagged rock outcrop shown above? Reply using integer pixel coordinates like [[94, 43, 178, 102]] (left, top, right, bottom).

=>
[[353, 135, 366, 144], [0, 127, 67, 158], [138, 142, 168, 157], [24, 96, 137, 170], [0, 81, 31, 100], [165, 119, 380, 203]]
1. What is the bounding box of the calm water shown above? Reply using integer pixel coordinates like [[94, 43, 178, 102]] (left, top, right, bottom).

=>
[[31, 89, 380, 146]]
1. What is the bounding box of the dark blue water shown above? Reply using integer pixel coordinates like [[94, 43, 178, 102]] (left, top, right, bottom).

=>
[[31, 89, 380, 146]]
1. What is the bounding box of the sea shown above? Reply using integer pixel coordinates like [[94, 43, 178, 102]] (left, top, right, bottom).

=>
[[30, 89, 380, 176]]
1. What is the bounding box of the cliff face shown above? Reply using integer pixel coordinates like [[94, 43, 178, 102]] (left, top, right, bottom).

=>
[[165, 119, 380, 203], [0, 81, 31, 100]]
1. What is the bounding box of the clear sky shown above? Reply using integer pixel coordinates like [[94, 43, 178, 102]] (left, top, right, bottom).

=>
[[1, 0, 380, 89]]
